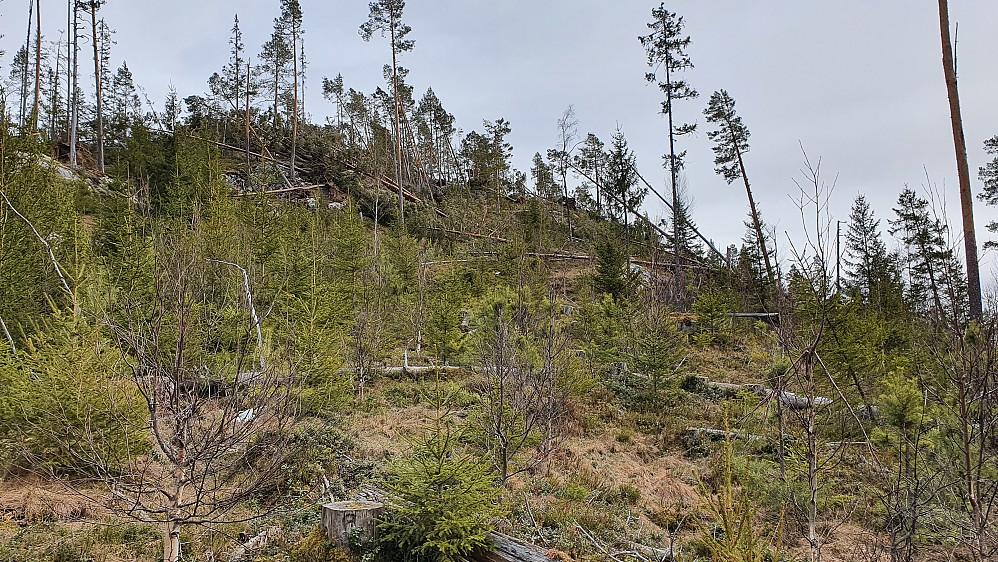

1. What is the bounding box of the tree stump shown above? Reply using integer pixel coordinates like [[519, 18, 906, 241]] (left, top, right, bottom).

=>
[[321, 500, 384, 547]]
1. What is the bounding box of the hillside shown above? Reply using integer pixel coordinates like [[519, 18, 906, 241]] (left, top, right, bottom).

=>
[[2, 2, 998, 561]]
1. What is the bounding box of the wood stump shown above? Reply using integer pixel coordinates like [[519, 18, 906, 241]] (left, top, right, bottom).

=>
[[321, 501, 384, 547]]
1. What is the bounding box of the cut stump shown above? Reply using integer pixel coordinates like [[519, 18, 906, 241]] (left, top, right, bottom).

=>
[[321, 500, 384, 546]]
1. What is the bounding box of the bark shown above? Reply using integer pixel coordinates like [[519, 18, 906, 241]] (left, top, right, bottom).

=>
[[20, 0, 33, 126], [665, 57, 681, 294], [89, 3, 105, 173], [163, 518, 181, 562], [390, 19, 404, 225], [321, 501, 384, 546], [938, 0, 982, 320], [245, 60, 252, 190], [70, 0, 79, 166], [33, 0, 42, 129], [290, 21, 298, 182]]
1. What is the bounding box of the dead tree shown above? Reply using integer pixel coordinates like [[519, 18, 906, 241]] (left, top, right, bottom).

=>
[[937, 0, 983, 320], [61, 240, 299, 562], [476, 293, 549, 483]]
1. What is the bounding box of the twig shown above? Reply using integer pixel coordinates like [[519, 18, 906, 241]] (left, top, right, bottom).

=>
[[574, 521, 625, 562], [0, 314, 15, 353]]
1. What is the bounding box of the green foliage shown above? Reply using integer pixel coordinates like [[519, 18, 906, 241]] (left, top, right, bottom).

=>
[[697, 440, 784, 562], [631, 311, 684, 390], [592, 237, 633, 300], [575, 293, 633, 367], [380, 411, 504, 562], [290, 526, 351, 562], [0, 317, 148, 471]]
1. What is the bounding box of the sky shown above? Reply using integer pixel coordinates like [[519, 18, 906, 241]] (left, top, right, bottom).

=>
[[2, 1, 997, 277]]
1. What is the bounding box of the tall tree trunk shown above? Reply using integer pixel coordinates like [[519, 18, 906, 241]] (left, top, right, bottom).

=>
[[937, 0, 982, 320], [89, 4, 105, 173], [33, 0, 42, 130], [665, 57, 680, 296], [52, 38, 61, 139], [272, 62, 280, 130], [730, 121, 775, 287], [245, 59, 252, 191], [69, 0, 79, 166], [21, 0, 34, 126], [390, 20, 404, 226], [290, 22, 298, 182]]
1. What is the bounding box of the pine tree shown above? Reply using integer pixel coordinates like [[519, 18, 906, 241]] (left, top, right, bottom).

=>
[[83, 0, 107, 173], [259, 15, 292, 131], [937, 0, 982, 320], [704, 89, 775, 286], [361, 0, 414, 224], [277, 0, 304, 181], [639, 4, 697, 275]]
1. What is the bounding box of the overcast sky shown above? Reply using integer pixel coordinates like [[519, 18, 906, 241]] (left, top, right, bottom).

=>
[[2, 1, 997, 276]]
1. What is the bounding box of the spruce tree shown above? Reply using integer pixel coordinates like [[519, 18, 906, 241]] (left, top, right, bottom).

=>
[[663, 184, 702, 261], [208, 15, 246, 117], [605, 127, 643, 260], [573, 133, 608, 216], [530, 152, 558, 199], [844, 195, 889, 296]]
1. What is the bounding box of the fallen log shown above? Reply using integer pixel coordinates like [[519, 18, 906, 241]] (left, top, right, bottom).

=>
[[697, 378, 833, 410], [427, 226, 509, 243], [227, 526, 278, 561], [468, 532, 553, 562], [683, 427, 763, 442]]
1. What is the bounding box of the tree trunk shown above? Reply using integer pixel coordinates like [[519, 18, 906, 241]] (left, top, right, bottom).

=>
[[731, 121, 775, 287], [21, 0, 33, 126], [89, 3, 105, 173], [245, 60, 252, 191], [391, 21, 404, 226], [163, 519, 181, 562], [665, 57, 680, 298], [290, 23, 299, 182], [69, 0, 79, 166], [33, 0, 42, 130], [321, 501, 384, 546], [937, 0, 982, 321]]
